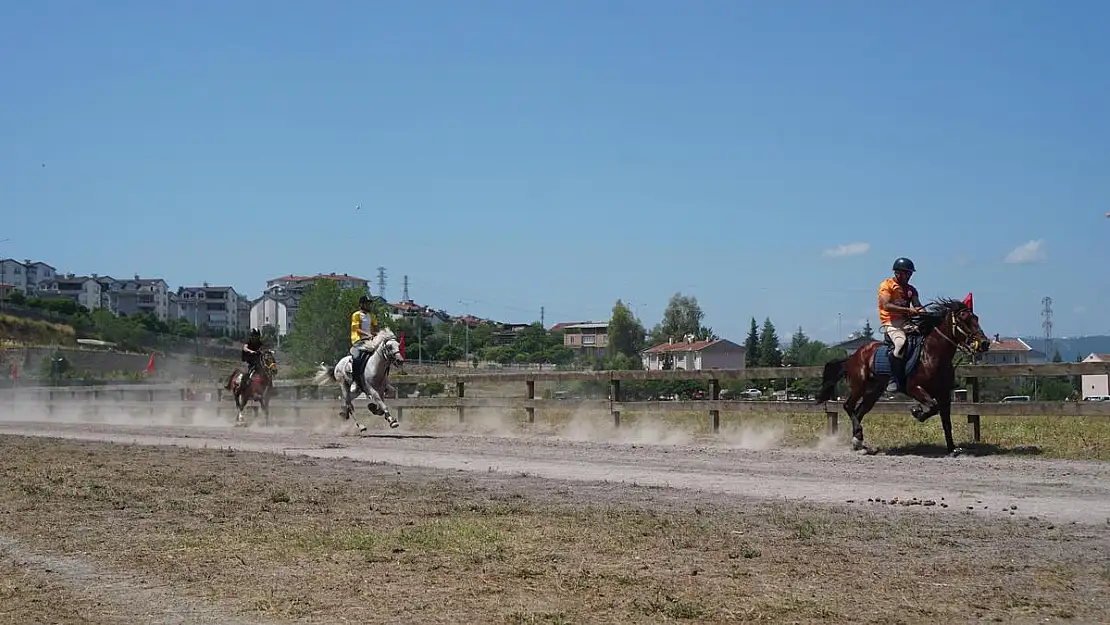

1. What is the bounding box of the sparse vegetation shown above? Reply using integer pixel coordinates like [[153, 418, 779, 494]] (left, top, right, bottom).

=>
[[0, 313, 77, 346], [0, 436, 1108, 624]]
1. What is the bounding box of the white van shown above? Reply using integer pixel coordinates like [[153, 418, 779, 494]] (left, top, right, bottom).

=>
[[1000, 395, 1031, 403]]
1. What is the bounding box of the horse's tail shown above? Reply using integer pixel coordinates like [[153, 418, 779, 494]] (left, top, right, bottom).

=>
[[814, 357, 848, 404], [312, 361, 336, 387]]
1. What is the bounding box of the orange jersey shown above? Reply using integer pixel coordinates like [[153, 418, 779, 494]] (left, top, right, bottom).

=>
[[877, 277, 918, 325]]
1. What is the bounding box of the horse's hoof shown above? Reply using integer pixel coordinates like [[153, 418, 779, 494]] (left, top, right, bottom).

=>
[[949, 447, 964, 458], [357, 425, 367, 433], [385, 416, 399, 429], [851, 437, 865, 450]]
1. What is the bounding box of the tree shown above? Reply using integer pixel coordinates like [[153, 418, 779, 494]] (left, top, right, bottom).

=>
[[608, 300, 646, 359], [260, 324, 279, 346], [757, 318, 782, 367], [784, 327, 809, 366], [649, 293, 716, 345], [284, 279, 381, 367], [744, 317, 759, 367]]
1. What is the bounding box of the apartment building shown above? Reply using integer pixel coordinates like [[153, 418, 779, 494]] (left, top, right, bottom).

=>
[[176, 284, 243, 336], [37, 274, 103, 310], [99, 275, 170, 320], [0, 258, 57, 296]]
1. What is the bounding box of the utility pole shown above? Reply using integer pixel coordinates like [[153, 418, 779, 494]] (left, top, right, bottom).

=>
[[540, 305, 545, 327], [376, 267, 387, 301], [1042, 296, 1054, 360], [402, 275, 410, 303]]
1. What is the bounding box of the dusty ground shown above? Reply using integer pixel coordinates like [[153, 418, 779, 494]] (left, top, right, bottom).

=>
[[2, 406, 1110, 624]]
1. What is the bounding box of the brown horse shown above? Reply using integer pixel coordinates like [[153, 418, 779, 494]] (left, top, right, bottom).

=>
[[226, 349, 278, 425], [814, 298, 991, 456]]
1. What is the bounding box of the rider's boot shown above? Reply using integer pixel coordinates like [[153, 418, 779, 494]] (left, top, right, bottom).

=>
[[241, 367, 253, 397], [888, 353, 906, 394], [349, 353, 362, 395]]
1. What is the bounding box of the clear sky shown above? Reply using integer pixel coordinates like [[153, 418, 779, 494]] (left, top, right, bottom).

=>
[[2, 0, 1108, 344]]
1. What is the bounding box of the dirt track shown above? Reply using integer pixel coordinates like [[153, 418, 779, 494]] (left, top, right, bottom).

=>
[[2, 411, 1109, 526]]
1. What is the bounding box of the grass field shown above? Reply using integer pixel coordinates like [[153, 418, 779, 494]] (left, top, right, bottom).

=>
[[1, 435, 1109, 624]]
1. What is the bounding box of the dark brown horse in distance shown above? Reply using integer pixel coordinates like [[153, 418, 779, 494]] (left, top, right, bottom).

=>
[[815, 298, 991, 456]]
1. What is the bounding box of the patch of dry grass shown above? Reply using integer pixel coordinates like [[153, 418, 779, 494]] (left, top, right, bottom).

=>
[[0, 561, 126, 625], [1, 435, 1109, 624]]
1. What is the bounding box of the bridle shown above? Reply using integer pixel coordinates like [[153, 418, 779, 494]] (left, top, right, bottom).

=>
[[933, 310, 982, 355]]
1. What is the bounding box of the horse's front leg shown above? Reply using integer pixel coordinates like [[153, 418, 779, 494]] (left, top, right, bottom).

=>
[[904, 383, 940, 423], [938, 399, 960, 456], [234, 386, 247, 426], [365, 386, 398, 429]]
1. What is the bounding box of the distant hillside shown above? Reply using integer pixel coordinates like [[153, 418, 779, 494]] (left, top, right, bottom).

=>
[[1019, 335, 1110, 362]]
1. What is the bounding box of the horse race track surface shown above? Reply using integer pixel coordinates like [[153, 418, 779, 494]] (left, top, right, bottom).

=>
[[2, 416, 1110, 624]]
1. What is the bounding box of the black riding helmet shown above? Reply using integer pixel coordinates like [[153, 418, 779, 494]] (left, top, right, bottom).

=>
[[892, 257, 916, 273], [359, 294, 372, 308]]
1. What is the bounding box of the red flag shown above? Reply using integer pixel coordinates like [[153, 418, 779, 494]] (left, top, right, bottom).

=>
[[145, 352, 155, 373], [963, 292, 973, 311], [399, 332, 406, 358]]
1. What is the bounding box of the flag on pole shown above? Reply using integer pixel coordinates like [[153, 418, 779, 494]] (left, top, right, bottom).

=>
[[399, 332, 406, 359], [963, 292, 973, 311], [145, 352, 156, 374]]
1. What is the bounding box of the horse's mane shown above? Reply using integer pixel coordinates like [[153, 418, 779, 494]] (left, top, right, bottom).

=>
[[366, 327, 397, 351], [915, 297, 970, 335]]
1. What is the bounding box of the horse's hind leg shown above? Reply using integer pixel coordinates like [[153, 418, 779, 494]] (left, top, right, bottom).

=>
[[848, 387, 884, 454]]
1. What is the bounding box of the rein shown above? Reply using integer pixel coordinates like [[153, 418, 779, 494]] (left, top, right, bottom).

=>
[[930, 312, 977, 355]]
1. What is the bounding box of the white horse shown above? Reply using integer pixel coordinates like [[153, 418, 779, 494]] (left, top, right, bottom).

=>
[[312, 327, 405, 432]]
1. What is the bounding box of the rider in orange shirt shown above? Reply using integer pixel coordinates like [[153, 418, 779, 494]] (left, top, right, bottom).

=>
[[878, 257, 925, 392]]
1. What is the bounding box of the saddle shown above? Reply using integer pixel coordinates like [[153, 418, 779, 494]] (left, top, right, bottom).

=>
[[875, 325, 926, 392]]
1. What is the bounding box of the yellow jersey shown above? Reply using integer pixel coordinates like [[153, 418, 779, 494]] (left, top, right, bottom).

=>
[[877, 277, 918, 326], [350, 310, 378, 345]]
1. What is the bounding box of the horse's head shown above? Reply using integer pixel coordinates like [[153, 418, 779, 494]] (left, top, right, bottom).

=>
[[370, 328, 406, 368], [261, 349, 279, 373], [921, 298, 990, 354]]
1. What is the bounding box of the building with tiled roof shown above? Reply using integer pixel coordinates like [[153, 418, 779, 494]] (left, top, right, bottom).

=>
[[977, 335, 1047, 365], [641, 334, 746, 371]]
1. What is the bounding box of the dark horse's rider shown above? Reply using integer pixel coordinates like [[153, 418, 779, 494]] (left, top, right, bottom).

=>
[[878, 257, 925, 393], [240, 328, 264, 395]]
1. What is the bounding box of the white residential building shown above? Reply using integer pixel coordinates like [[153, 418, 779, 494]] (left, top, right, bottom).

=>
[[0, 258, 57, 296], [976, 336, 1047, 365], [1081, 353, 1110, 399], [176, 284, 243, 336], [250, 295, 291, 335], [641, 335, 747, 371], [37, 274, 103, 310]]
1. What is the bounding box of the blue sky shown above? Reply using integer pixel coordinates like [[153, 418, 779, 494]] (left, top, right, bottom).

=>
[[2, 0, 1108, 344]]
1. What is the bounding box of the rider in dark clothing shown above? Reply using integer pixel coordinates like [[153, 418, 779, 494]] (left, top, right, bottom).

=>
[[240, 329, 264, 394]]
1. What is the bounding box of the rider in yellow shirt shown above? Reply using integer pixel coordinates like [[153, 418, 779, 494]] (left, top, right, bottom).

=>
[[349, 294, 379, 394]]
